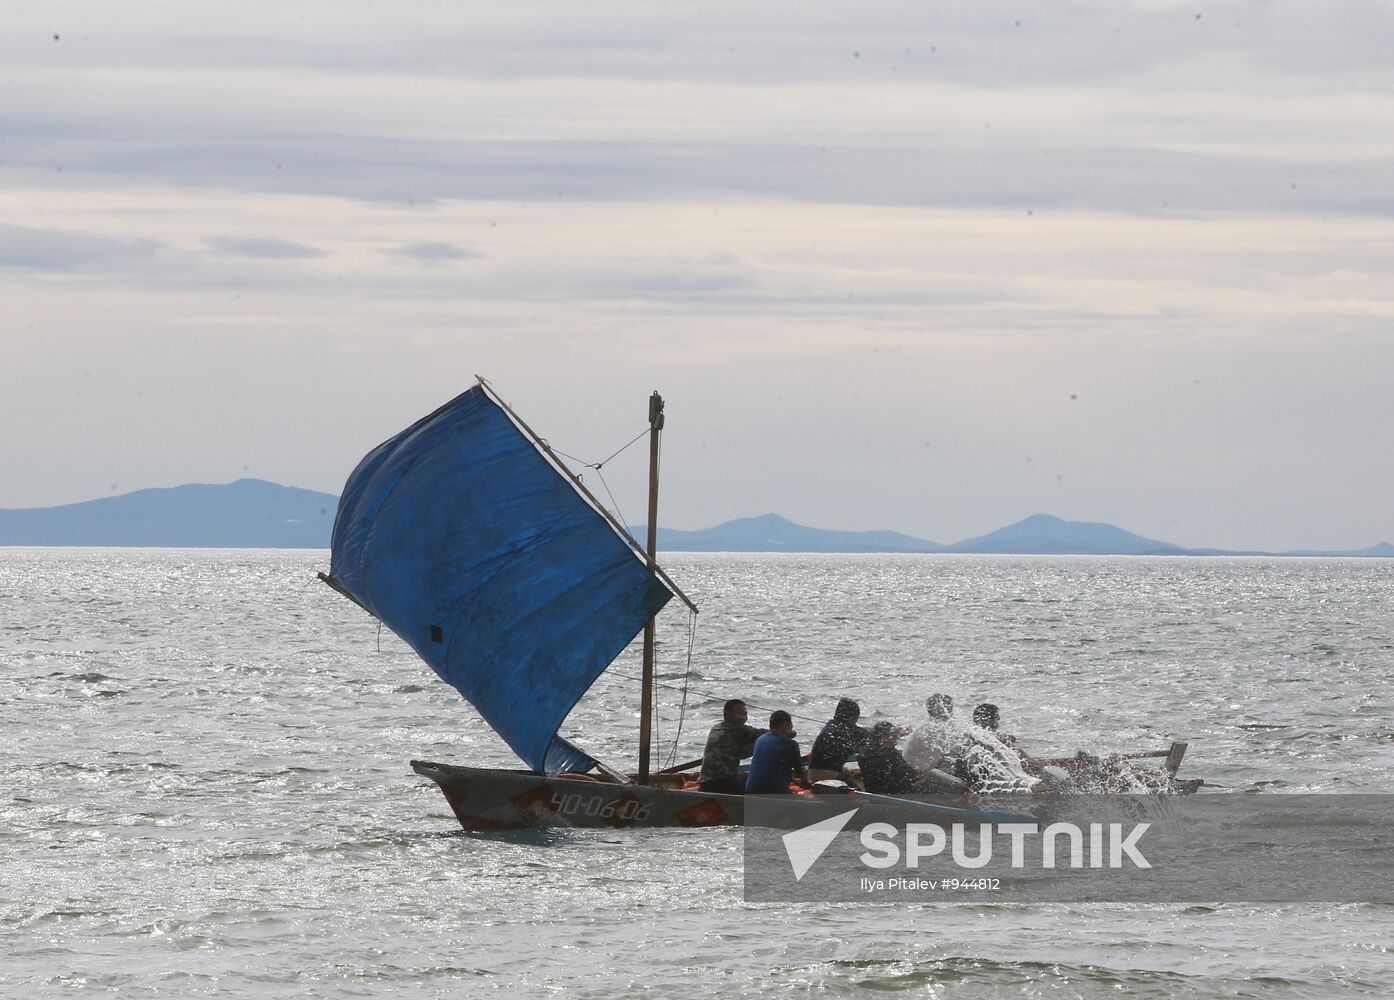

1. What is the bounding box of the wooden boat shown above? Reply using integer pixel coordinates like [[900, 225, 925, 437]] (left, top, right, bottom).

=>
[[319, 378, 791, 830], [408, 760, 1042, 832], [408, 741, 1196, 831], [320, 379, 1190, 833]]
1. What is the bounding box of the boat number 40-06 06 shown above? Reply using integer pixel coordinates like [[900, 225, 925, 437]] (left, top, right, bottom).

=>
[[549, 791, 652, 822]]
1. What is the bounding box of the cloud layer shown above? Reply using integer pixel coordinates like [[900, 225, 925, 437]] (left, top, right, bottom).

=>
[[2, 2, 1392, 550]]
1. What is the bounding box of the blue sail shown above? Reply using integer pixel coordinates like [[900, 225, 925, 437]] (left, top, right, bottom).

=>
[[326, 386, 672, 773]]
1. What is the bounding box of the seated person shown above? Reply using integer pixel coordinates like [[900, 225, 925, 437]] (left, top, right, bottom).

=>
[[971, 702, 1044, 777], [697, 699, 764, 794], [858, 722, 930, 796], [808, 697, 871, 781], [957, 702, 1040, 791], [904, 693, 968, 772], [972, 702, 1005, 740], [744, 711, 810, 795]]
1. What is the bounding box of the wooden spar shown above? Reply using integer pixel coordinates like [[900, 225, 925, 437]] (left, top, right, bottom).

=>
[[1033, 747, 1183, 767], [637, 391, 663, 785], [317, 571, 373, 616], [657, 756, 703, 775], [474, 376, 698, 616]]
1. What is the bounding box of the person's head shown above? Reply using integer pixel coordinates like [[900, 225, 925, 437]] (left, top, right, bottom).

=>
[[925, 693, 954, 720], [972, 703, 1000, 731], [723, 699, 748, 725], [833, 697, 861, 725], [769, 710, 795, 737], [871, 721, 898, 746]]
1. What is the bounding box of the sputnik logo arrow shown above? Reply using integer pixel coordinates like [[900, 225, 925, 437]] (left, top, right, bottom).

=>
[[780, 808, 859, 881]]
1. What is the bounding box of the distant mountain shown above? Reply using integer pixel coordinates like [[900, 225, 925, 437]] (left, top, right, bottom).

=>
[[0, 479, 337, 548], [943, 513, 1186, 556], [644, 513, 945, 553], [3, 481, 1390, 556], [637, 512, 1392, 558], [1279, 541, 1394, 558]]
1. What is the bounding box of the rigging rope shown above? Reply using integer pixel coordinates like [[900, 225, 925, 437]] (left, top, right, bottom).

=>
[[548, 425, 649, 474], [607, 668, 827, 732], [662, 608, 698, 770], [548, 425, 652, 536], [547, 420, 703, 769], [592, 467, 629, 539], [595, 426, 651, 470]]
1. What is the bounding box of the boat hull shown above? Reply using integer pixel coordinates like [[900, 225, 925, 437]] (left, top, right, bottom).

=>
[[409, 760, 1035, 832], [412, 760, 744, 830]]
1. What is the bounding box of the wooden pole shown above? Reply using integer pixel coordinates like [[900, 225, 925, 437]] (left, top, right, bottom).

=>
[[637, 391, 664, 784]]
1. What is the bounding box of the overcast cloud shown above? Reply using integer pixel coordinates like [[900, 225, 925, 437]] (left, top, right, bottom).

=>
[[2, 1, 1392, 550]]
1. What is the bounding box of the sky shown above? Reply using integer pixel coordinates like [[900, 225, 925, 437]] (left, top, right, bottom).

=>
[[3, 1, 1392, 551]]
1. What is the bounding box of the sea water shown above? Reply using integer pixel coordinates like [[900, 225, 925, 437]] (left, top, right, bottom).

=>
[[2, 550, 1391, 998]]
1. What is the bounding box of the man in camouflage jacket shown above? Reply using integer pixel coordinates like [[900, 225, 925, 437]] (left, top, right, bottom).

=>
[[698, 699, 765, 794]]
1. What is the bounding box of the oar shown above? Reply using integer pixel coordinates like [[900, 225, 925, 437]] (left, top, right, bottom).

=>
[[850, 788, 1037, 827], [1033, 741, 1187, 773], [1034, 751, 1166, 766]]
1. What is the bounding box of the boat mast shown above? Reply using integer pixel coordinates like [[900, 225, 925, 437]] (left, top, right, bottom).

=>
[[637, 391, 664, 785]]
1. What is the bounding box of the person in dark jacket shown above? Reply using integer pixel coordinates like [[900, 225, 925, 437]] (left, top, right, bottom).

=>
[[809, 697, 871, 779], [858, 721, 931, 796]]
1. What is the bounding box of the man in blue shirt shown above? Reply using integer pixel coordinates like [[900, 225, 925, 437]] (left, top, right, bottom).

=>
[[744, 711, 810, 795]]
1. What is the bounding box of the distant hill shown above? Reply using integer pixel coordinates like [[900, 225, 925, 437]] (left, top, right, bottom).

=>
[[647, 513, 944, 553], [1281, 541, 1394, 558], [639, 512, 1186, 556], [2, 481, 1390, 556], [0, 479, 337, 548], [636, 512, 1392, 558], [943, 513, 1186, 556]]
